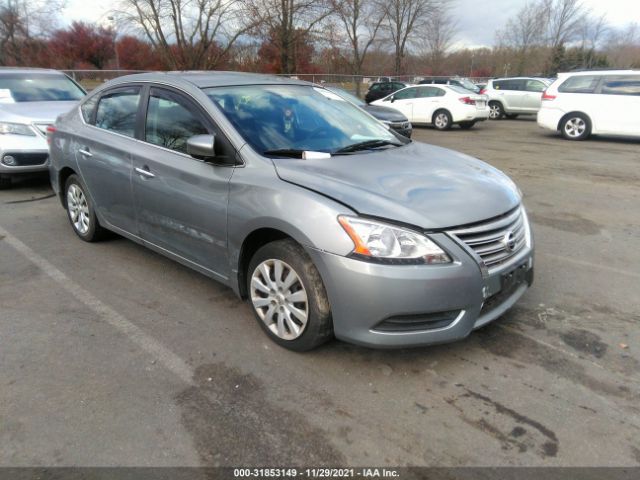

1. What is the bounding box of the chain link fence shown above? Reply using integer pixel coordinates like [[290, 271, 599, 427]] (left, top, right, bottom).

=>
[[63, 70, 491, 95]]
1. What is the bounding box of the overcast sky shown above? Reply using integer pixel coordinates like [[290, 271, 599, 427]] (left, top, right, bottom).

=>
[[63, 0, 639, 48]]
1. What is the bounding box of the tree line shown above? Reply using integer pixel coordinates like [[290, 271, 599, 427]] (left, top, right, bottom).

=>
[[1, 0, 639, 85]]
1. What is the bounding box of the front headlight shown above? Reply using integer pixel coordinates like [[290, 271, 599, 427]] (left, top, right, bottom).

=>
[[338, 215, 451, 265], [0, 122, 36, 136]]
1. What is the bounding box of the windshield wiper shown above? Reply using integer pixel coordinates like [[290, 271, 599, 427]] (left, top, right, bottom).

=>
[[263, 149, 331, 159], [333, 139, 403, 154]]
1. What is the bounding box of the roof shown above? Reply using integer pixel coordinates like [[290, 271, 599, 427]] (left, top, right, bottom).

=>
[[0, 67, 65, 76], [558, 69, 640, 77], [110, 71, 310, 89]]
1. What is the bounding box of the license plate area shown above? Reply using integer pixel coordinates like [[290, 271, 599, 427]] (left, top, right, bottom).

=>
[[500, 263, 529, 292]]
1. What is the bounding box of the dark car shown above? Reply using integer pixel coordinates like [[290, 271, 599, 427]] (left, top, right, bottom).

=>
[[419, 77, 480, 93], [364, 81, 409, 103], [326, 87, 412, 138]]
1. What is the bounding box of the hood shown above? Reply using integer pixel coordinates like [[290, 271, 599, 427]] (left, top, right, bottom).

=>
[[363, 104, 408, 123], [273, 142, 521, 229], [0, 101, 79, 123]]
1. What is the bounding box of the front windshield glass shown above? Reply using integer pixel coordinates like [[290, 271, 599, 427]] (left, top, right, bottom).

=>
[[326, 87, 366, 107], [205, 85, 401, 155], [0, 73, 85, 102]]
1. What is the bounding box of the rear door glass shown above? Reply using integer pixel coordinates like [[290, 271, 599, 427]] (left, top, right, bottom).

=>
[[558, 76, 600, 94], [600, 76, 640, 96]]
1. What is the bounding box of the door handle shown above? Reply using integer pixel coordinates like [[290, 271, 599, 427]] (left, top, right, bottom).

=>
[[135, 166, 155, 179], [78, 148, 92, 157]]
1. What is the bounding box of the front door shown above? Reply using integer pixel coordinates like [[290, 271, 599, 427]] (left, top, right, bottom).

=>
[[131, 86, 235, 278]]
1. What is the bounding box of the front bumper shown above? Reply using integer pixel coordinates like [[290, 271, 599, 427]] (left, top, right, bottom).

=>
[[307, 233, 533, 348], [0, 133, 50, 175]]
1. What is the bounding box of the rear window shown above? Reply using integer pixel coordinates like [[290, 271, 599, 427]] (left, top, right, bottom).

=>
[[600, 76, 640, 96], [558, 75, 600, 94], [448, 85, 473, 95]]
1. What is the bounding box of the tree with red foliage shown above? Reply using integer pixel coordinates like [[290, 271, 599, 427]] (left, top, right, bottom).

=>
[[116, 35, 166, 70], [257, 28, 319, 74], [49, 21, 115, 69]]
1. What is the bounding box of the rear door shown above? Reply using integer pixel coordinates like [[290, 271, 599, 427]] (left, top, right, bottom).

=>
[[521, 79, 547, 112], [413, 86, 446, 124], [494, 79, 525, 111], [75, 85, 141, 234], [130, 86, 236, 277], [598, 75, 640, 134]]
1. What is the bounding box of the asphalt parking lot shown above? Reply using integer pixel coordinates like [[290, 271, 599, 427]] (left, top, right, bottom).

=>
[[1, 117, 639, 467]]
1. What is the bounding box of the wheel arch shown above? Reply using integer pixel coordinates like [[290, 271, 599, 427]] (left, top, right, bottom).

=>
[[58, 167, 77, 208], [557, 111, 592, 132]]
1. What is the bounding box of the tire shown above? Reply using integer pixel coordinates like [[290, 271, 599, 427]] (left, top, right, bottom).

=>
[[247, 239, 333, 351], [488, 101, 504, 120], [64, 174, 106, 242], [459, 121, 476, 130], [0, 176, 11, 190], [560, 113, 591, 141], [432, 110, 452, 131], [505, 113, 519, 119]]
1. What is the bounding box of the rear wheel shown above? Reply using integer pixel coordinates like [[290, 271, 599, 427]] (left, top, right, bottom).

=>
[[459, 121, 476, 130], [560, 113, 591, 141], [64, 174, 106, 242], [0, 176, 11, 190], [247, 239, 333, 351], [432, 110, 452, 130], [489, 101, 504, 120]]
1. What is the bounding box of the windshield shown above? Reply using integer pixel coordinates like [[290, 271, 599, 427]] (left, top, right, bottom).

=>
[[0, 73, 85, 103], [205, 85, 401, 156], [458, 78, 480, 92], [325, 87, 366, 107]]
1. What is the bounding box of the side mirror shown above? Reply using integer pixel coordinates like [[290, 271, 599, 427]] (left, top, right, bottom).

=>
[[187, 134, 216, 161]]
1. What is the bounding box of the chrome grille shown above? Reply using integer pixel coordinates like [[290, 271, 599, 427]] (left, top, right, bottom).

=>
[[449, 207, 528, 269]]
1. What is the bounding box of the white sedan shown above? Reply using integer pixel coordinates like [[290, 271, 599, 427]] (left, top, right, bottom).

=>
[[372, 84, 489, 130]]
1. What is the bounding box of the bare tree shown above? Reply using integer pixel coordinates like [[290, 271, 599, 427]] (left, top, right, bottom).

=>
[[542, 0, 588, 73], [117, 0, 256, 70], [331, 0, 385, 94], [496, 1, 547, 75], [380, 0, 433, 75], [242, 0, 334, 74], [422, 0, 456, 74], [605, 22, 640, 68]]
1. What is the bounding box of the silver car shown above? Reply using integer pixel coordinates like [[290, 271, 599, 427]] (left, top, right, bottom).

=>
[[49, 72, 534, 351], [482, 77, 552, 119], [0, 68, 86, 188]]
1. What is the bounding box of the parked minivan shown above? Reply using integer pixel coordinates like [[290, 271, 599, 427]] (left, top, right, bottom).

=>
[[537, 70, 640, 140], [482, 77, 552, 119]]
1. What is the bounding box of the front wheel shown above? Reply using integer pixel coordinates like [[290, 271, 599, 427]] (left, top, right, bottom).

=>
[[247, 239, 333, 351], [65, 174, 106, 242], [459, 121, 476, 130], [489, 101, 504, 120], [560, 114, 591, 140], [432, 110, 452, 131]]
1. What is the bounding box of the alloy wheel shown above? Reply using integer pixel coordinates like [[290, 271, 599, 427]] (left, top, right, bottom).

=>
[[489, 104, 501, 119], [564, 117, 586, 138], [67, 184, 90, 235], [250, 259, 309, 340], [434, 113, 449, 129]]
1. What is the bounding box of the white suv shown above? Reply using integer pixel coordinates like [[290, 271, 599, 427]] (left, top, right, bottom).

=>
[[537, 70, 640, 140], [482, 77, 552, 119]]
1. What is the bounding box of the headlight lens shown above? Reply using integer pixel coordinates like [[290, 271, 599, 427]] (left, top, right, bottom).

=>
[[0, 122, 36, 136], [338, 216, 451, 265]]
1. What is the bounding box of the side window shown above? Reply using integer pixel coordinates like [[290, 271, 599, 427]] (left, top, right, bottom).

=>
[[601, 76, 640, 96], [558, 75, 600, 94], [95, 87, 141, 137], [145, 89, 208, 154], [525, 80, 546, 92], [392, 82, 406, 90], [394, 88, 417, 100], [369, 83, 381, 92], [434, 87, 446, 97], [80, 95, 98, 124], [493, 80, 504, 90]]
